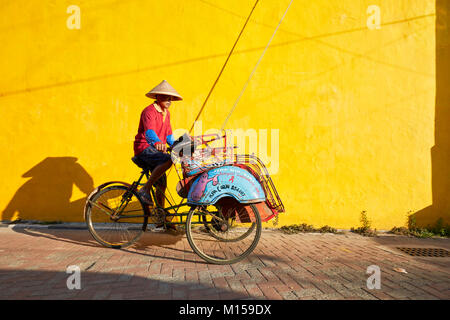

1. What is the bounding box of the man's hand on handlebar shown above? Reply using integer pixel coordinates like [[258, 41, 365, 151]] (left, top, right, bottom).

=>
[[155, 143, 167, 153]]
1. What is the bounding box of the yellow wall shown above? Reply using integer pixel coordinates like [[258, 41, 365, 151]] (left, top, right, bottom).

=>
[[1, 0, 448, 230]]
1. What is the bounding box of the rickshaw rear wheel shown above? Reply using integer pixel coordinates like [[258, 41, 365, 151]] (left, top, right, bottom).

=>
[[202, 205, 257, 242], [186, 203, 262, 265]]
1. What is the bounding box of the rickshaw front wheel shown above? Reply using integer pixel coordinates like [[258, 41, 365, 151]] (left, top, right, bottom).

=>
[[186, 203, 262, 265]]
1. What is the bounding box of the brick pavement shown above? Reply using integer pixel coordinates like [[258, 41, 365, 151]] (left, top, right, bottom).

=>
[[0, 226, 449, 300]]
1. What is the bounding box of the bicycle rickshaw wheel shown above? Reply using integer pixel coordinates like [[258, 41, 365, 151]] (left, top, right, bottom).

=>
[[201, 209, 256, 242], [85, 185, 148, 249], [186, 203, 262, 264]]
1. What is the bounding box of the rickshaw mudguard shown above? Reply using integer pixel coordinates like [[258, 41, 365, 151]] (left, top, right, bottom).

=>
[[187, 166, 265, 205]]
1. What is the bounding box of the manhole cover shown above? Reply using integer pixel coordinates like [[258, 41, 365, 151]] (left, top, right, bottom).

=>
[[396, 247, 450, 257]]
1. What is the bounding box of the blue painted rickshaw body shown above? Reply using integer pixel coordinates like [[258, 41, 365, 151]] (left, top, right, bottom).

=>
[[187, 165, 265, 205]]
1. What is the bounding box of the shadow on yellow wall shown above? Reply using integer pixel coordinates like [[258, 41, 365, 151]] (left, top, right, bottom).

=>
[[1, 157, 93, 222], [415, 0, 450, 227], [0, 1, 447, 229]]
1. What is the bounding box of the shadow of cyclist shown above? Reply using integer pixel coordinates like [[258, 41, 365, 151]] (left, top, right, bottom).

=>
[[2, 157, 94, 222], [1, 156, 97, 246], [2, 157, 198, 261]]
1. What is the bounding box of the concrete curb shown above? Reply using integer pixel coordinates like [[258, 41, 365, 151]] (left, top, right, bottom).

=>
[[0, 222, 88, 230], [0, 221, 368, 234], [0, 221, 398, 235]]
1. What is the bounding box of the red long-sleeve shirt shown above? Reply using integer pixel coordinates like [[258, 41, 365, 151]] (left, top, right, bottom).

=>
[[134, 103, 173, 156]]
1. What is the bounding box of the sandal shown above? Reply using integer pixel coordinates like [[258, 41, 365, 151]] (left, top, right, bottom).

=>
[[137, 189, 153, 206]]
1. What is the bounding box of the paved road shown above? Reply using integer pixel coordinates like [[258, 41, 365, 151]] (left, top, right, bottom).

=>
[[0, 226, 449, 300]]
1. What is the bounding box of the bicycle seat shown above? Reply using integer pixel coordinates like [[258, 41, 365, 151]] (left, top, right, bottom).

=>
[[131, 156, 150, 172]]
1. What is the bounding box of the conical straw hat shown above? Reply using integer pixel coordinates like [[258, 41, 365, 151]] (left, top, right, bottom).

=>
[[145, 80, 183, 101]]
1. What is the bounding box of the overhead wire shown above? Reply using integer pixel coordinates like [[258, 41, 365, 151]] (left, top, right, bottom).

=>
[[168, 0, 293, 198], [220, 0, 294, 132], [168, 0, 260, 185], [188, 0, 260, 134]]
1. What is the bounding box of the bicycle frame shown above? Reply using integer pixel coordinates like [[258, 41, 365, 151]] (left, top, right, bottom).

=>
[[89, 132, 283, 227], [108, 170, 223, 226], [84, 138, 273, 264]]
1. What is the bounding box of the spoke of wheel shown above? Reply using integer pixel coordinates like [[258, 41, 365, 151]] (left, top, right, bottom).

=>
[[88, 199, 114, 217], [89, 187, 145, 247]]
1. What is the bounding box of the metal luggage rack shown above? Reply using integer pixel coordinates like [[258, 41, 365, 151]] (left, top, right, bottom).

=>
[[234, 154, 285, 213], [179, 146, 235, 177], [176, 134, 284, 213]]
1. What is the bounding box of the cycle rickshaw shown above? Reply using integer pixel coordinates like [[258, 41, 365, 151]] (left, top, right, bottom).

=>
[[84, 133, 284, 264]]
